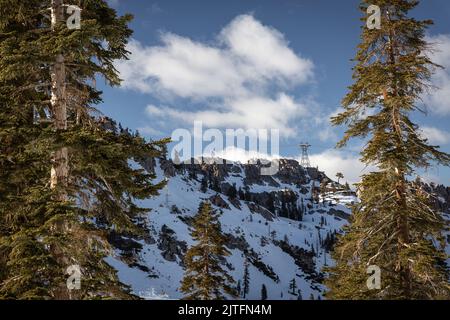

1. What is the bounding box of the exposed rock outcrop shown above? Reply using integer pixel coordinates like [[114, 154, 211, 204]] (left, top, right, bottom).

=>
[[209, 194, 231, 209], [158, 225, 187, 263]]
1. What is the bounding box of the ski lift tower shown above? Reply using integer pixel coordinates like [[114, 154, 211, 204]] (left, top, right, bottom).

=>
[[299, 142, 311, 168]]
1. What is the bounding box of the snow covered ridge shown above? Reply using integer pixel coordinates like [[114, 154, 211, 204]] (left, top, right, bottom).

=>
[[107, 157, 449, 300]]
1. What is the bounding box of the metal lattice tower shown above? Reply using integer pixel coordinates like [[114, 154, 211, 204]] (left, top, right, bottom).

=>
[[299, 142, 311, 168]]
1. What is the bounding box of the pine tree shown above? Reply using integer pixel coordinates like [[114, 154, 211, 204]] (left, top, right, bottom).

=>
[[238, 187, 245, 200], [344, 182, 351, 191], [0, 0, 168, 299], [210, 178, 221, 193], [180, 202, 235, 300], [200, 176, 208, 193], [244, 186, 252, 202], [326, 0, 450, 300], [265, 195, 275, 214], [311, 182, 320, 204], [289, 278, 298, 296], [280, 199, 288, 218], [297, 204, 303, 221], [320, 179, 328, 196], [242, 257, 250, 299], [335, 172, 344, 184], [227, 184, 237, 200], [236, 280, 242, 297], [261, 284, 267, 300]]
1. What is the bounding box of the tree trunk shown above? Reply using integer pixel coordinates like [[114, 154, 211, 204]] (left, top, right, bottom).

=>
[[387, 11, 412, 298], [50, 0, 68, 200], [50, 0, 71, 300]]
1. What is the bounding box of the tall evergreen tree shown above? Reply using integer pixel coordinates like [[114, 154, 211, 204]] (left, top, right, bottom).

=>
[[326, 0, 450, 300], [200, 176, 208, 193], [227, 184, 237, 200], [238, 187, 245, 200], [236, 280, 242, 297], [261, 284, 267, 300], [289, 278, 298, 296], [335, 172, 344, 184], [180, 202, 234, 300], [265, 194, 275, 214], [242, 257, 250, 299], [0, 0, 168, 299]]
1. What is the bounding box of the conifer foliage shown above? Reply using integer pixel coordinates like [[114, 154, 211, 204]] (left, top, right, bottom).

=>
[[261, 284, 267, 300], [242, 257, 250, 299], [0, 0, 168, 299], [180, 202, 235, 300], [289, 278, 297, 296], [326, 0, 450, 299]]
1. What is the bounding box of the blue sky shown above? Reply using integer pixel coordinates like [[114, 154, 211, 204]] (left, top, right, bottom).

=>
[[100, 0, 450, 185]]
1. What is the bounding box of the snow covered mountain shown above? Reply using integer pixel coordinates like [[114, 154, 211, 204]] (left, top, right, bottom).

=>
[[106, 156, 450, 300]]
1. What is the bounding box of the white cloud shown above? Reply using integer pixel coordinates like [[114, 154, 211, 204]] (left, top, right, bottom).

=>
[[137, 126, 164, 137], [219, 15, 313, 85], [206, 146, 279, 163], [312, 107, 342, 143], [308, 149, 377, 185], [420, 126, 450, 145], [424, 34, 450, 115], [120, 35, 244, 99], [145, 93, 307, 137], [116, 14, 314, 136], [146, 104, 166, 117]]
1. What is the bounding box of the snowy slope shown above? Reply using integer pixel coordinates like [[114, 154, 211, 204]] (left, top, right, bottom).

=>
[[106, 157, 449, 300], [105, 157, 356, 300]]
